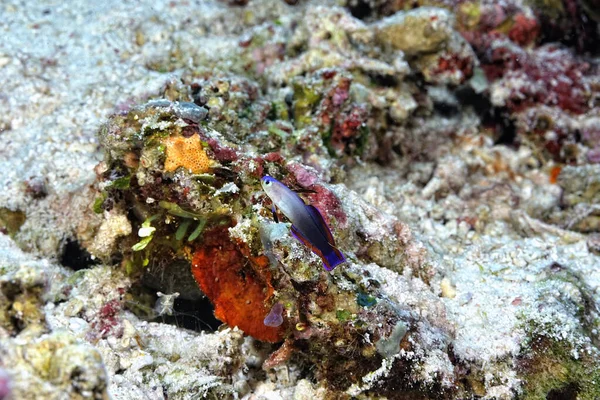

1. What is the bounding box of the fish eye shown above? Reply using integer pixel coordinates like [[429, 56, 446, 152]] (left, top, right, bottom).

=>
[[264, 180, 271, 186]]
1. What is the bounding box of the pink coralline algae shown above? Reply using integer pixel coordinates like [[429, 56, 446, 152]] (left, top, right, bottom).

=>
[[453, 0, 599, 163], [483, 43, 595, 114], [588, 148, 600, 164], [305, 185, 348, 228], [299, 71, 369, 156], [433, 54, 474, 82], [287, 162, 319, 188], [319, 71, 368, 152], [332, 104, 369, 153], [263, 152, 286, 164], [459, 3, 541, 49], [204, 138, 239, 163], [0, 369, 10, 400], [507, 13, 540, 46], [457, 1, 597, 117], [287, 163, 348, 227], [585, 124, 600, 163], [91, 299, 123, 339], [456, 1, 596, 118]]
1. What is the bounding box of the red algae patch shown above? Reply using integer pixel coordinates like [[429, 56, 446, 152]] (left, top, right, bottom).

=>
[[191, 226, 283, 343], [287, 163, 348, 227]]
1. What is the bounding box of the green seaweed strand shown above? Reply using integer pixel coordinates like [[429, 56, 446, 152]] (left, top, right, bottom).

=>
[[188, 219, 207, 242], [175, 220, 191, 241], [158, 201, 202, 219]]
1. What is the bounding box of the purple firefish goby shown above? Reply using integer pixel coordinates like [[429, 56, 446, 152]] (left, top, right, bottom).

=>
[[261, 176, 345, 271]]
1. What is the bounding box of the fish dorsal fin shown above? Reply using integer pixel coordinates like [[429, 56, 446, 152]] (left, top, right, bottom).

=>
[[294, 188, 318, 194], [304, 205, 336, 246]]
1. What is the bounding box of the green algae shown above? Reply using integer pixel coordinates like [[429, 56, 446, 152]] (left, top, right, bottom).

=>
[[106, 175, 131, 190], [321, 125, 337, 157], [159, 201, 203, 219], [92, 192, 107, 214], [132, 215, 158, 252], [187, 219, 207, 242], [175, 220, 191, 241], [292, 81, 322, 128], [0, 207, 26, 236], [336, 309, 352, 322], [456, 2, 482, 31], [518, 325, 600, 400]]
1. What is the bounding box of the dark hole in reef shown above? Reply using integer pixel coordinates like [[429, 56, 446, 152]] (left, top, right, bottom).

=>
[[348, 0, 372, 20], [70, 367, 83, 381], [60, 239, 98, 271], [10, 315, 25, 334], [489, 110, 517, 146], [1, 281, 22, 301], [546, 382, 579, 400], [433, 101, 459, 118], [157, 297, 222, 331], [549, 262, 565, 273], [369, 73, 398, 88], [391, 142, 403, 157], [125, 283, 221, 332], [537, 10, 600, 56], [284, 91, 294, 107], [190, 82, 201, 96], [455, 85, 492, 117], [24, 177, 48, 199]]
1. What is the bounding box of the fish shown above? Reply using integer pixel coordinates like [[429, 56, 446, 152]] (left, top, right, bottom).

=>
[[260, 175, 345, 271]]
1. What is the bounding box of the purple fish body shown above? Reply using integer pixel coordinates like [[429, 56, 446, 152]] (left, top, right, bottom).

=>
[[261, 176, 345, 270]]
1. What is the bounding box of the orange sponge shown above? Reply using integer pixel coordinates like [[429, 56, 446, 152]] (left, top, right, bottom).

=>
[[163, 135, 211, 173], [191, 226, 283, 343]]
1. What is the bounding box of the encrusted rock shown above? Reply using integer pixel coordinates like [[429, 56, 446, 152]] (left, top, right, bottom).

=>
[[374, 8, 455, 55]]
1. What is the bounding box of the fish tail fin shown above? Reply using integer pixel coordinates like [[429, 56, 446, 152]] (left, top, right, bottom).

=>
[[322, 247, 346, 271]]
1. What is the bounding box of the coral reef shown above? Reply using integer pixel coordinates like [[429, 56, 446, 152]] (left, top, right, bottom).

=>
[[0, 0, 599, 399]]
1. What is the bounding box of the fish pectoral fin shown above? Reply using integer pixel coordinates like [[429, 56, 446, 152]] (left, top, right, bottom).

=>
[[304, 205, 336, 246], [271, 205, 279, 223]]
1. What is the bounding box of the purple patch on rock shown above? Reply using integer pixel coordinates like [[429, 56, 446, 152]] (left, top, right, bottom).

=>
[[588, 147, 600, 164], [263, 302, 284, 327], [0, 369, 11, 399]]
